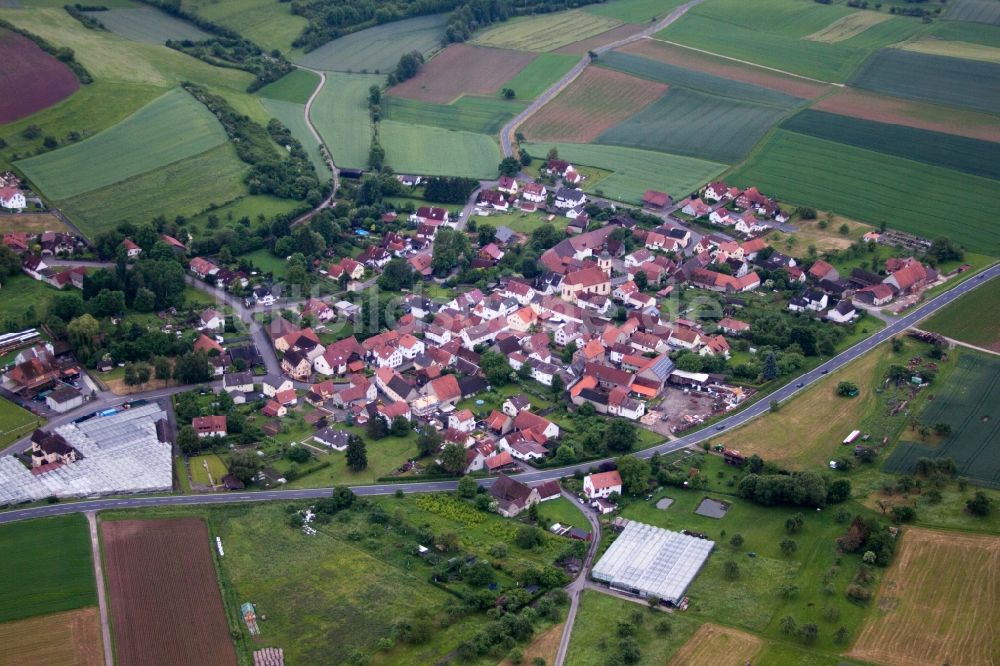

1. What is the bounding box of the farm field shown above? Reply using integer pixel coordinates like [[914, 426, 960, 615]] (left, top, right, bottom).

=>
[[499, 53, 579, 99], [596, 87, 790, 163], [520, 67, 668, 143], [182, 0, 307, 55], [0, 608, 104, 666], [189, 453, 229, 486], [295, 13, 448, 73], [781, 109, 1000, 180], [814, 87, 1000, 143], [897, 36, 1000, 63], [0, 212, 68, 234], [256, 68, 320, 104], [381, 95, 526, 134], [726, 130, 1000, 255], [101, 518, 238, 666], [388, 43, 536, 103], [655, 0, 924, 82], [946, 0, 1000, 25], [0, 395, 39, 448], [0, 515, 95, 623], [584, 0, 689, 24], [473, 11, 622, 52], [804, 11, 890, 43], [16, 87, 228, 200], [848, 527, 1000, 666], [618, 39, 830, 99], [310, 72, 381, 170], [922, 284, 1000, 350], [380, 121, 500, 178], [59, 142, 248, 237], [522, 141, 725, 205], [667, 623, 762, 666], [0, 28, 79, 123], [553, 22, 645, 55], [850, 49, 1000, 114], [884, 351, 1000, 487], [260, 97, 329, 175], [85, 6, 210, 43]]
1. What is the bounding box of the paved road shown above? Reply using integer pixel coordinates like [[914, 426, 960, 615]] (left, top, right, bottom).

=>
[[554, 490, 602, 666], [290, 66, 340, 228], [3, 265, 995, 524], [499, 0, 706, 157]]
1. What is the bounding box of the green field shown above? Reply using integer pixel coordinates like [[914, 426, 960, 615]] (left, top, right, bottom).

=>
[[260, 97, 329, 175], [382, 94, 527, 134], [16, 87, 228, 200], [311, 72, 381, 169], [781, 110, 1000, 180], [84, 6, 211, 43], [182, 0, 308, 55], [884, 351, 1000, 486], [727, 130, 1000, 255], [946, 0, 1000, 25], [240, 248, 289, 278], [0, 273, 60, 325], [0, 515, 96, 623], [850, 49, 1000, 114], [923, 281, 1000, 349], [189, 453, 229, 486], [536, 497, 591, 531], [656, 0, 925, 82], [59, 143, 249, 237], [381, 121, 501, 178], [585, 0, 689, 24], [599, 52, 806, 106], [499, 53, 580, 99], [522, 141, 725, 204], [256, 68, 320, 104], [187, 194, 300, 233], [295, 14, 449, 73], [473, 11, 622, 52], [0, 396, 40, 448], [596, 86, 790, 163]]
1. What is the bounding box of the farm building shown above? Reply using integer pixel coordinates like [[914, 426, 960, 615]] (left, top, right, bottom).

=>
[[591, 520, 715, 605]]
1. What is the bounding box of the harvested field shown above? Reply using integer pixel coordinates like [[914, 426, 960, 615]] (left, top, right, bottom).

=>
[[946, 0, 1000, 25], [473, 11, 622, 52], [851, 49, 1000, 115], [805, 11, 891, 43], [782, 109, 1000, 180], [0, 608, 104, 666], [101, 518, 237, 666], [295, 13, 448, 73], [388, 44, 536, 104], [85, 7, 210, 43], [668, 623, 762, 666], [814, 87, 1000, 143], [848, 527, 1000, 666], [619, 39, 829, 99], [897, 37, 1000, 64], [0, 212, 68, 234], [520, 67, 667, 142], [499, 53, 579, 99], [0, 29, 79, 123], [554, 22, 646, 55]]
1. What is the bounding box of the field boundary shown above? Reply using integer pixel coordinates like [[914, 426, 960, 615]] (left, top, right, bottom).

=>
[[86, 512, 113, 666]]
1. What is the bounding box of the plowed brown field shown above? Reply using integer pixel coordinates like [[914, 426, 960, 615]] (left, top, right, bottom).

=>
[[0, 29, 79, 123], [848, 527, 1000, 666], [668, 623, 762, 666], [101, 518, 237, 666], [388, 43, 536, 103], [520, 66, 667, 142], [0, 607, 104, 666]]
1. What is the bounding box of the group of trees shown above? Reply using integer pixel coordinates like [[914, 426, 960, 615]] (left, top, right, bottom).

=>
[[423, 176, 479, 204], [738, 471, 851, 508], [387, 50, 424, 85]]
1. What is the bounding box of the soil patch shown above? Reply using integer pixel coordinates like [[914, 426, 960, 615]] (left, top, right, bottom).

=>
[[388, 43, 536, 104], [499, 622, 564, 666], [0, 29, 79, 123], [668, 622, 762, 666], [0, 607, 104, 666]]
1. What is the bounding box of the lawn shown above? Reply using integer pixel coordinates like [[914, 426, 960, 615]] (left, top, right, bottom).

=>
[[310, 72, 381, 170], [189, 453, 229, 486], [59, 143, 248, 238], [380, 121, 501, 179], [585, 0, 689, 23], [470, 211, 570, 235], [282, 426, 422, 488], [0, 273, 59, 322], [922, 282, 1000, 350], [521, 141, 726, 205], [726, 130, 1000, 256], [536, 497, 590, 531], [295, 13, 449, 73], [499, 53, 580, 100], [260, 97, 329, 175], [0, 396, 41, 448], [381, 95, 527, 135], [473, 11, 622, 52], [186, 194, 301, 236], [0, 515, 96, 623], [15, 87, 228, 200], [182, 0, 308, 55], [85, 6, 210, 43], [240, 248, 289, 278], [256, 68, 321, 104]]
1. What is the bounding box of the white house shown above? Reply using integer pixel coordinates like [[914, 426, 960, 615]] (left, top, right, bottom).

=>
[[448, 409, 476, 433], [263, 379, 294, 398], [200, 309, 224, 331], [371, 344, 403, 368], [223, 371, 254, 393], [0, 185, 26, 210], [554, 187, 586, 209], [521, 182, 547, 203], [583, 470, 622, 499], [398, 334, 425, 359], [827, 300, 857, 323]]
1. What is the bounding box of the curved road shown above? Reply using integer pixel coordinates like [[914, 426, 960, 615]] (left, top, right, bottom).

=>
[[1, 265, 996, 524], [499, 0, 706, 157], [291, 66, 340, 227]]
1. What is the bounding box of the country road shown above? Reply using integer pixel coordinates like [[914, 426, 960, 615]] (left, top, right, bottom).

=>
[[499, 0, 706, 157], [291, 66, 340, 227], [1, 263, 996, 525]]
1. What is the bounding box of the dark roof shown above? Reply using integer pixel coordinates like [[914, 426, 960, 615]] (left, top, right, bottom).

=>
[[33, 430, 74, 456], [458, 375, 488, 397], [489, 474, 533, 505]]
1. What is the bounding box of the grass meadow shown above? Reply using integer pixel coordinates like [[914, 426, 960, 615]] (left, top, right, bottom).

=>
[[189, 453, 229, 486], [473, 11, 622, 52], [536, 497, 591, 531], [86, 6, 211, 43], [295, 14, 449, 73], [500, 53, 580, 99], [380, 121, 501, 178], [522, 141, 725, 204], [311, 72, 381, 169], [16, 87, 228, 200], [0, 273, 59, 324], [260, 97, 330, 175], [0, 397, 40, 448], [922, 283, 1000, 350], [256, 68, 321, 104], [726, 130, 1000, 255], [0, 515, 96, 623], [182, 0, 308, 55], [382, 95, 527, 134]]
